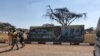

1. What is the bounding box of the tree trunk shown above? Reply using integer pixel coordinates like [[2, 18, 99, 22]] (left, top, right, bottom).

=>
[[61, 24, 70, 38], [61, 25, 66, 36], [57, 24, 66, 40], [57, 24, 70, 40]]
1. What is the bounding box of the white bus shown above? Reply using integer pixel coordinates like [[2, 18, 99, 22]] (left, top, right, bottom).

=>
[[94, 18, 100, 56]]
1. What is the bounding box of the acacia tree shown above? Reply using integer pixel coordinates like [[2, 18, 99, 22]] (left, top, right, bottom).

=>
[[46, 5, 86, 39]]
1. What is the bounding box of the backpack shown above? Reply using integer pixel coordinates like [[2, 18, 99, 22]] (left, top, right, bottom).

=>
[[18, 32, 23, 38]]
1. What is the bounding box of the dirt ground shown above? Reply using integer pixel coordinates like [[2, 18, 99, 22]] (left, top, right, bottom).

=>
[[0, 44, 94, 56]]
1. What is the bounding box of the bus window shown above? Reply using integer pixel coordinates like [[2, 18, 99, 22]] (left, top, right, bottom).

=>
[[96, 31, 100, 38]]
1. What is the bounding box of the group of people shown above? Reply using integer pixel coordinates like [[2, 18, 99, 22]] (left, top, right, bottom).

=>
[[8, 29, 25, 50]]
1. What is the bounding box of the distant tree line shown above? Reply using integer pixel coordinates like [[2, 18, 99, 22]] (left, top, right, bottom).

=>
[[85, 27, 95, 33], [0, 22, 15, 31]]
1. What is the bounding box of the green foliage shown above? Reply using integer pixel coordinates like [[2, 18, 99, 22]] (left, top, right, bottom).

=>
[[46, 5, 86, 26], [0, 22, 15, 31]]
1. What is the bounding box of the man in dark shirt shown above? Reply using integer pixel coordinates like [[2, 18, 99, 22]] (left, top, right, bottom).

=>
[[18, 30, 25, 48]]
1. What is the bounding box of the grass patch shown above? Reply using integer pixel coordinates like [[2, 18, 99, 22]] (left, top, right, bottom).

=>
[[84, 33, 96, 43], [0, 34, 8, 42]]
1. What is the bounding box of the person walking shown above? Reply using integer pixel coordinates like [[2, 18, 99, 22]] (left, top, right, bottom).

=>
[[11, 29, 19, 50], [8, 30, 13, 45], [18, 30, 25, 48]]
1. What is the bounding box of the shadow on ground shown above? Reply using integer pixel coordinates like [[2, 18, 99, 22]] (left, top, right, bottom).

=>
[[0, 44, 12, 54], [0, 48, 12, 54]]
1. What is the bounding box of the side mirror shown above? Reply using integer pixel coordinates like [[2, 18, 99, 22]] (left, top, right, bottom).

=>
[[96, 31, 100, 37]]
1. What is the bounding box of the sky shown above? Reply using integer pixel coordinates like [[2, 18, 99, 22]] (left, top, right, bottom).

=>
[[0, 0, 100, 29]]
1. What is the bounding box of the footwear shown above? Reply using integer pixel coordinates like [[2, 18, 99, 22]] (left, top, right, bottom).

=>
[[20, 46, 23, 48], [16, 48, 19, 50], [21, 44, 25, 48]]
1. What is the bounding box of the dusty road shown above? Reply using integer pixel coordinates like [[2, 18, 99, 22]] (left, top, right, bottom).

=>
[[0, 44, 94, 56]]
